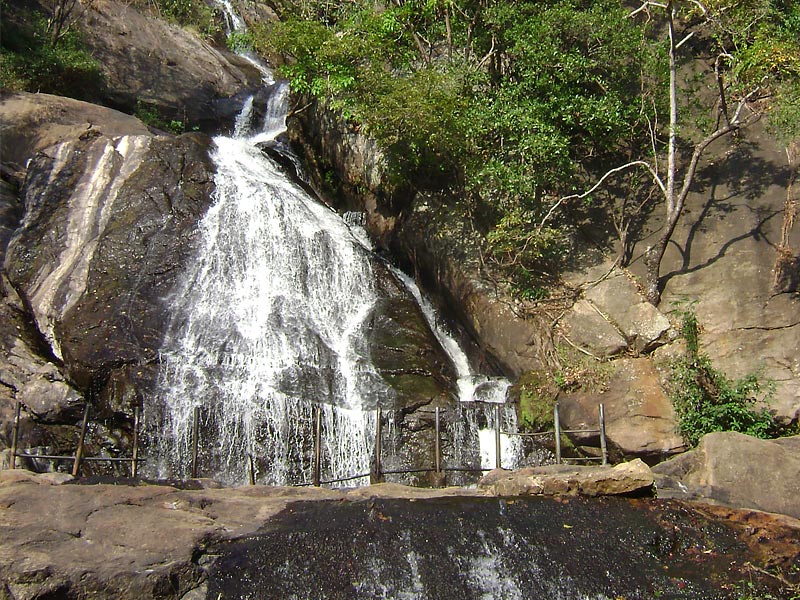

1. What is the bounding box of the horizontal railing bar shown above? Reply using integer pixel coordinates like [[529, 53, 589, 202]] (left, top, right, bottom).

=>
[[380, 468, 437, 475], [561, 457, 605, 462], [15, 453, 140, 464], [504, 429, 602, 437], [441, 467, 492, 473], [318, 472, 372, 485], [296, 464, 502, 486], [14, 454, 73, 461]]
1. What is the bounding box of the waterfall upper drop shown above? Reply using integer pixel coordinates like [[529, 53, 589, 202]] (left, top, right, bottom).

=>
[[148, 83, 397, 484], [146, 42, 522, 483]]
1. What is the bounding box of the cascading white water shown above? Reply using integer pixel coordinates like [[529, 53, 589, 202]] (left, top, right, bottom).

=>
[[148, 91, 392, 484], [147, 1, 526, 485], [216, 0, 273, 83], [343, 212, 523, 472]]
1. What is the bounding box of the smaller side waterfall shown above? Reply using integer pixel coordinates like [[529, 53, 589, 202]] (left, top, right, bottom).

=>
[[216, 0, 273, 83], [343, 212, 523, 474]]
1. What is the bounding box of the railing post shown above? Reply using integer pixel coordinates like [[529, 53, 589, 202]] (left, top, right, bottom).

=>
[[312, 404, 322, 487], [10, 401, 21, 470], [131, 406, 140, 478], [554, 402, 562, 465], [372, 407, 383, 484], [191, 406, 200, 479], [494, 403, 502, 469], [434, 407, 441, 475], [248, 454, 256, 485], [599, 403, 608, 466], [72, 402, 91, 477]]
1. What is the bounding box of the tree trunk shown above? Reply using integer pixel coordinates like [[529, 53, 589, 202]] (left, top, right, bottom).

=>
[[644, 0, 679, 306], [643, 207, 681, 304]]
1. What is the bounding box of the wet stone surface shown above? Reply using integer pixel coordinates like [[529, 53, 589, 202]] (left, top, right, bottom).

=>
[[206, 496, 790, 600]]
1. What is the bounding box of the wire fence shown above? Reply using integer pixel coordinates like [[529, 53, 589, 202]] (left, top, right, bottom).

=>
[[8, 399, 608, 487], [9, 400, 141, 477]]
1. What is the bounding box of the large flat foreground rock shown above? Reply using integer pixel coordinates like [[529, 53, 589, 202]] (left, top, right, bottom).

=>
[[1, 470, 798, 599]]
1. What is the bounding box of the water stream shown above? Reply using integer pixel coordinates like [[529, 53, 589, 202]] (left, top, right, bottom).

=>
[[145, 6, 522, 485]]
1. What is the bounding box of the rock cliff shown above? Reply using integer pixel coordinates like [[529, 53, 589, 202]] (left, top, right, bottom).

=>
[[288, 93, 799, 462], [0, 0, 796, 482]]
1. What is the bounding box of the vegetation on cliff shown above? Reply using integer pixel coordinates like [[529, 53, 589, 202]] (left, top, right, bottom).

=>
[[0, 0, 103, 99], [667, 301, 792, 446], [255, 0, 800, 302], [255, 0, 658, 296]]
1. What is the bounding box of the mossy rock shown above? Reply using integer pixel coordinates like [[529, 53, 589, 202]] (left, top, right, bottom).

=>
[[515, 370, 558, 432]]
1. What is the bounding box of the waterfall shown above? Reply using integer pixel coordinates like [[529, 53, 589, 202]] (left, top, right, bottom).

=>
[[344, 212, 523, 473], [147, 95, 391, 484], [216, 0, 273, 84], [146, 2, 524, 486]]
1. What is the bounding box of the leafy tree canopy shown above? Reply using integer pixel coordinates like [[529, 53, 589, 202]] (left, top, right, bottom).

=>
[[255, 0, 663, 291]]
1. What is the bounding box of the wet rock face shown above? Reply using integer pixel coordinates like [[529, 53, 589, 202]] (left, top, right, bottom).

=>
[[5, 132, 216, 401], [369, 262, 457, 409], [206, 496, 789, 600], [0, 180, 22, 265], [1, 474, 796, 600], [287, 98, 401, 249]]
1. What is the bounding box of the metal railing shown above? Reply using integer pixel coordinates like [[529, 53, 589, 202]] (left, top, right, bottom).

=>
[[9, 400, 141, 477], [7, 398, 607, 485], [188, 401, 609, 487], [507, 402, 608, 466]]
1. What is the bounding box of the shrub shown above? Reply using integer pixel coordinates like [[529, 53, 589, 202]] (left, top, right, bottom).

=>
[[151, 0, 221, 38], [134, 101, 185, 134], [668, 302, 778, 446], [0, 10, 103, 99]]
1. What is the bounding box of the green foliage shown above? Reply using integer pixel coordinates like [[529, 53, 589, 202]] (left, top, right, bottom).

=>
[[668, 303, 778, 447], [151, 0, 220, 37], [257, 0, 656, 296], [0, 9, 103, 99], [703, 0, 800, 144], [134, 101, 185, 134], [263, 0, 799, 296], [517, 372, 557, 432], [226, 30, 253, 53], [254, 17, 359, 98]]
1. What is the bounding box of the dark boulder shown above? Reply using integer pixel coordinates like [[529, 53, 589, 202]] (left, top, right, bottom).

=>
[[75, 0, 263, 131], [5, 132, 216, 408]]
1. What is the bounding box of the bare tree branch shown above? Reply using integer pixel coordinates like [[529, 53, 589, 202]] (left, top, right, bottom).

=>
[[538, 161, 665, 232], [628, 1, 667, 19]]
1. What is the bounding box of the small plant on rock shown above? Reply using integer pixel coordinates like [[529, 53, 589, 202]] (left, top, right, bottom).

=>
[[668, 300, 778, 446]]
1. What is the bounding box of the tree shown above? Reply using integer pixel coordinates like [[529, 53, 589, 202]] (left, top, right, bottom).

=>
[[0, 0, 103, 97], [548, 0, 800, 305], [42, 0, 88, 46], [258, 1, 678, 296]]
